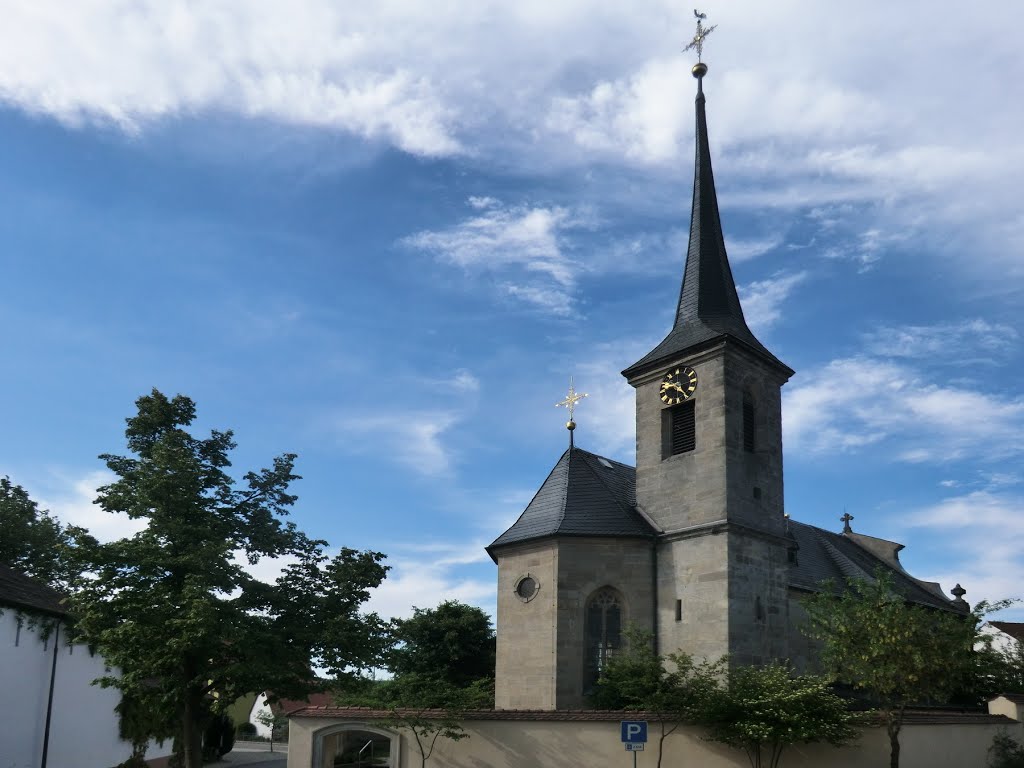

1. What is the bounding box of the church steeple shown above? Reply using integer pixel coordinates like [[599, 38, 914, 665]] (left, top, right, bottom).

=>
[[623, 63, 791, 379]]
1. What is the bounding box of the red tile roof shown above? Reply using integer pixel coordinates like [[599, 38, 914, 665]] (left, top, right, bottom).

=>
[[289, 706, 1011, 726]]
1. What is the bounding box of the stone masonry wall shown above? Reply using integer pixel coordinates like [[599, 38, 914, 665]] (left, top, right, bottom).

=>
[[494, 540, 559, 710], [554, 538, 655, 708]]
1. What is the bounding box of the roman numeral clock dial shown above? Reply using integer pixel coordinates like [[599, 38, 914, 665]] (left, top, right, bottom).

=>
[[660, 366, 698, 405]]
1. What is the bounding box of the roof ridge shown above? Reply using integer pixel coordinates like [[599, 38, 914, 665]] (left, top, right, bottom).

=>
[[816, 531, 875, 583], [556, 448, 573, 530]]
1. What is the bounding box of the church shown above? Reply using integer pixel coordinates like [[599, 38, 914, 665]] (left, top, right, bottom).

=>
[[485, 56, 969, 711]]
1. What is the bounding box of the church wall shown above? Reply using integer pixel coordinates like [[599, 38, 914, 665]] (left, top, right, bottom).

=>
[[494, 540, 559, 710], [722, 347, 788, 536], [634, 346, 729, 533], [726, 531, 790, 666], [656, 532, 730, 663], [553, 537, 654, 709], [289, 712, 1017, 768]]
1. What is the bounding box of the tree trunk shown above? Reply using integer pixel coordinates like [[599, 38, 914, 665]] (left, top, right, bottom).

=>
[[887, 710, 902, 768], [181, 688, 203, 768]]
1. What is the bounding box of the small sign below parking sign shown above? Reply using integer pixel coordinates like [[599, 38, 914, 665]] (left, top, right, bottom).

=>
[[625, 742, 645, 752]]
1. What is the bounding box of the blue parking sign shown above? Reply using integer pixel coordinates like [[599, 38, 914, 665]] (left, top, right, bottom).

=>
[[620, 720, 648, 744]]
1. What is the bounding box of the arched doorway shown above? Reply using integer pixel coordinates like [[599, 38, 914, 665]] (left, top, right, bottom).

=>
[[311, 724, 400, 768]]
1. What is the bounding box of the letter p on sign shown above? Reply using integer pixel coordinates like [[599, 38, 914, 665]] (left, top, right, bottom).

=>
[[620, 721, 648, 743]]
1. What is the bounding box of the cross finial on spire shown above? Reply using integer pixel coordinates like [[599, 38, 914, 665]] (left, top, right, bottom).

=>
[[683, 9, 717, 67], [555, 377, 588, 447], [840, 512, 854, 533]]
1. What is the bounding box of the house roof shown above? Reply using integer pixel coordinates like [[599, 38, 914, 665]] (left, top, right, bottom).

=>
[[273, 692, 333, 715], [990, 622, 1024, 643], [0, 562, 69, 617], [486, 446, 658, 560], [623, 72, 790, 380], [487, 448, 963, 613]]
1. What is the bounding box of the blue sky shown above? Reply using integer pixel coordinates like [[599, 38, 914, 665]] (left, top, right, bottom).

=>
[[2, 1, 1022, 623]]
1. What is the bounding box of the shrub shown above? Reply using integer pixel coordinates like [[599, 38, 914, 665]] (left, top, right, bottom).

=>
[[989, 732, 1024, 768]]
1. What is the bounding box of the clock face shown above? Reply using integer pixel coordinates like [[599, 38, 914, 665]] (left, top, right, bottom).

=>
[[660, 366, 698, 405]]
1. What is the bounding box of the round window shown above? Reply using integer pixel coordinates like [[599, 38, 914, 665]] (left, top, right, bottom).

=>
[[514, 575, 539, 602]]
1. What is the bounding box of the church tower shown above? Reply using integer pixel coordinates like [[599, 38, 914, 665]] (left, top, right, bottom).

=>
[[621, 58, 794, 666]]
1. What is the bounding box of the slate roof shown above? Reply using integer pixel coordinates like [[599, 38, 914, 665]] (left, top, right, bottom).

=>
[[486, 447, 657, 559], [623, 76, 791, 380], [0, 562, 69, 617], [487, 450, 962, 613], [787, 520, 961, 612]]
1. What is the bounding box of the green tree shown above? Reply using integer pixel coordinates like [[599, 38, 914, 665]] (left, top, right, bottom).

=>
[[0, 475, 93, 591], [701, 663, 860, 768], [388, 600, 496, 687], [71, 390, 389, 768], [801, 570, 976, 768], [589, 626, 722, 768], [372, 675, 491, 768], [254, 707, 288, 752]]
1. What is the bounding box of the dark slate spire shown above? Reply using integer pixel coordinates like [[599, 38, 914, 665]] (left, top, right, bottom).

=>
[[623, 66, 791, 379]]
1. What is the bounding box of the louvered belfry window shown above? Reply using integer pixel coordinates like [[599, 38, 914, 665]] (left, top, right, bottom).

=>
[[743, 394, 755, 453], [670, 400, 696, 455]]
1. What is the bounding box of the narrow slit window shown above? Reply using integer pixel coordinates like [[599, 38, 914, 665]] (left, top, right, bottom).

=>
[[743, 394, 755, 452], [675, 599, 682, 622]]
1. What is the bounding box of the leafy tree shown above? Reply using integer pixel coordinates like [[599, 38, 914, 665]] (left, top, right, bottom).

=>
[[801, 569, 976, 768], [701, 663, 860, 768], [368, 675, 492, 768], [254, 707, 288, 752], [589, 626, 722, 768], [0, 475, 93, 591], [71, 390, 389, 768], [335, 601, 495, 767], [388, 600, 496, 687], [961, 601, 1024, 706]]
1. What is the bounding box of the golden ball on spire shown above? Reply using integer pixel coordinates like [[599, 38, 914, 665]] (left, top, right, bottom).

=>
[[566, 420, 576, 431], [692, 62, 708, 79]]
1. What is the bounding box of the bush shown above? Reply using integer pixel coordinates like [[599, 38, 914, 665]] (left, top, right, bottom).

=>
[[990, 732, 1024, 768], [202, 713, 235, 762], [236, 721, 258, 739]]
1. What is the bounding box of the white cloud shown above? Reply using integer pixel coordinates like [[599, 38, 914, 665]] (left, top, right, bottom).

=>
[[901, 490, 1024, 613], [403, 198, 587, 314], [36, 469, 147, 543], [784, 356, 1024, 462], [727, 234, 784, 263], [862, 319, 1019, 363], [365, 541, 495, 621], [1, 2, 1022, 288], [336, 411, 460, 477], [737, 271, 807, 335]]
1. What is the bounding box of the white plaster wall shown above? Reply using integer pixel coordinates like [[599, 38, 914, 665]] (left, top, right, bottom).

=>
[[0, 611, 171, 768], [251, 692, 273, 738], [288, 715, 1020, 768]]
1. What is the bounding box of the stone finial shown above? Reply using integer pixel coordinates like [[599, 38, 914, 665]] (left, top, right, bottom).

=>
[[951, 583, 968, 607], [840, 512, 854, 533]]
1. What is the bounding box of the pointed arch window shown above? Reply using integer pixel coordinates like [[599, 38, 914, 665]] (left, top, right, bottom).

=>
[[584, 587, 624, 692]]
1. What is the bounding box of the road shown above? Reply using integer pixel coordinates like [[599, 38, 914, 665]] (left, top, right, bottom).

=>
[[209, 741, 288, 768]]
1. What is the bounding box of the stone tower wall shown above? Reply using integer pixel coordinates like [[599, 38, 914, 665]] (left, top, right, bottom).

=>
[[553, 538, 655, 709], [494, 540, 559, 710]]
